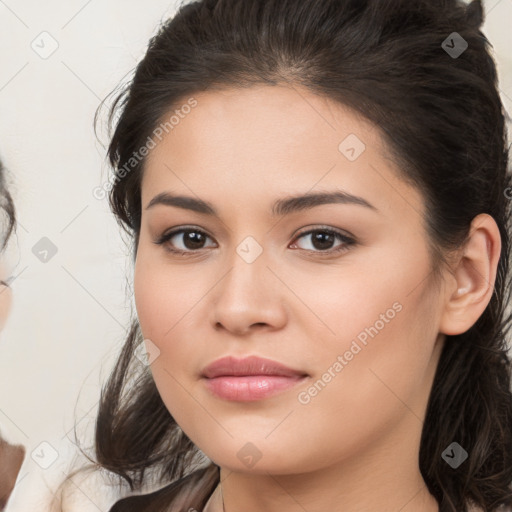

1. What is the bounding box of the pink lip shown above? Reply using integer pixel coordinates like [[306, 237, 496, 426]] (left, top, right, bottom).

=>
[[201, 356, 308, 402]]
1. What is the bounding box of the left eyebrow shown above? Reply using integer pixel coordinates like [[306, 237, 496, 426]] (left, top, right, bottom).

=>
[[145, 189, 379, 217]]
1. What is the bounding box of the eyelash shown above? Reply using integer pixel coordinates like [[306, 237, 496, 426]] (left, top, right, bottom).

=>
[[154, 225, 356, 257]]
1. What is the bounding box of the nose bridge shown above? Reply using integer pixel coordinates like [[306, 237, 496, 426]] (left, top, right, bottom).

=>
[[210, 234, 286, 332], [221, 235, 270, 301]]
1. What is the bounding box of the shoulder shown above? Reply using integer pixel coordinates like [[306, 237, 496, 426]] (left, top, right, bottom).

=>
[[108, 463, 219, 512]]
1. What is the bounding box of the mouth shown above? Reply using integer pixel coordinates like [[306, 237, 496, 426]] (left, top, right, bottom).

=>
[[202, 374, 308, 401], [201, 355, 309, 402]]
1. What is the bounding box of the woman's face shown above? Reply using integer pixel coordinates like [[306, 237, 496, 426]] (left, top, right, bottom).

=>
[[134, 85, 447, 475]]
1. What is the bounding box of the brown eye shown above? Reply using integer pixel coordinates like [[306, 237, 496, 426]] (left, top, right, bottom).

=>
[[290, 227, 355, 255], [154, 227, 216, 254], [154, 225, 356, 257]]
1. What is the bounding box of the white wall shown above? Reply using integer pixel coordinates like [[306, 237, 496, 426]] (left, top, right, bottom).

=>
[[0, 1, 180, 509], [0, 0, 510, 510]]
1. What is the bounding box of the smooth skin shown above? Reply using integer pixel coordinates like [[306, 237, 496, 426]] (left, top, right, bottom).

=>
[[133, 84, 500, 512]]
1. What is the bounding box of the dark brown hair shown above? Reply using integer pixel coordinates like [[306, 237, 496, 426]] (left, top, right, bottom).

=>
[[0, 159, 15, 254], [0, 158, 16, 288], [87, 0, 512, 510]]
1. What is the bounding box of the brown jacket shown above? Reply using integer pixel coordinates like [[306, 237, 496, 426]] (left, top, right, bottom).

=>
[[0, 436, 25, 511]]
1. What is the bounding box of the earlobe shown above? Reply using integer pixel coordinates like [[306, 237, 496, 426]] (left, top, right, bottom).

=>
[[439, 213, 501, 336]]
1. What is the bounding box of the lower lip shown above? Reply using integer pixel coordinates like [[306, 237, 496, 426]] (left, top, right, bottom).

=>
[[203, 375, 307, 401]]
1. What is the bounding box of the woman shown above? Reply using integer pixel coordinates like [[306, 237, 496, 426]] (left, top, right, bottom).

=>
[[0, 159, 22, 511], [85, 0, 512, 510]]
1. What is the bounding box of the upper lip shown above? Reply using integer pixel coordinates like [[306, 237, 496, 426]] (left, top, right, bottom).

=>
[[201, 355, 308, 379]]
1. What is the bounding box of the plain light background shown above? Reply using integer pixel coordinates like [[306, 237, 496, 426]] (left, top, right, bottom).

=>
[[0, 0, 511, 510]]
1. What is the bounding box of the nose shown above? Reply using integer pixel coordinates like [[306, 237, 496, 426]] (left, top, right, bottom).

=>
[[210, 247, 288, 336]]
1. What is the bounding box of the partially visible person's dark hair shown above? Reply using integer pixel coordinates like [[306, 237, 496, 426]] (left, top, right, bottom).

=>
[[0, 157, 20, 511], [0, 159, 15, 255], [68, 0, 512, 510]]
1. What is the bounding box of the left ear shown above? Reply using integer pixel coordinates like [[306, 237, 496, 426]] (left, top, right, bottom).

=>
[[439, 213, 501, 336]]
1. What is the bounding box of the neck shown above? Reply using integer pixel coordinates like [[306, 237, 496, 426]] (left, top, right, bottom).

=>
[[217, 467, 438, 512], [215, 415, 439, 512]]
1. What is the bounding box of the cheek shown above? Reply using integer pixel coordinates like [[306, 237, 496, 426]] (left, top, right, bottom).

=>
[[289, 252, 423, 360], [298, 273, 438, 432], [133, 258, 201, 419], [270, 295, 438, 471], [133, 247, 200, 341], [326, 240, 435, 353], [133, 249, 212, 388], [133, 257, 161, 340], [294, 249, 438, 418]]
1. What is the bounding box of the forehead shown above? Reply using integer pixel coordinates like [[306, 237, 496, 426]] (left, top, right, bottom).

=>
[[141, 85, 424, 221]]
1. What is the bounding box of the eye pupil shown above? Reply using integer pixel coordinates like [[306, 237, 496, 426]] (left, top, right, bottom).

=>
[[184, 231, 205, 249], [312, 231, 335, 250]]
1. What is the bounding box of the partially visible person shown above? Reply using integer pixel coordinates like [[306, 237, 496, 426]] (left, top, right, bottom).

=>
[[0, 437, 25, 511], [88, 1, 512, 511], [0, 157, 22, 512]]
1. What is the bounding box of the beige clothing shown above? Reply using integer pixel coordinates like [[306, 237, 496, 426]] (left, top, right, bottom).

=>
[[202, 482, 222, 512]]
